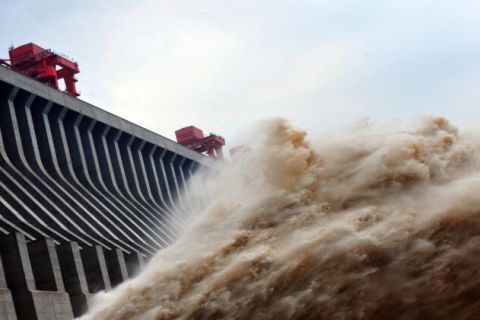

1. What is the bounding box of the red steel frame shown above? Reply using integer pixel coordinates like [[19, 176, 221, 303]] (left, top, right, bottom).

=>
[[175, 126, 225, 159], [0, 43, 80, 97]]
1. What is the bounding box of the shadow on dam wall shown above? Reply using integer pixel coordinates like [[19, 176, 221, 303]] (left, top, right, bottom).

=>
[[0, 65, 215, 319]]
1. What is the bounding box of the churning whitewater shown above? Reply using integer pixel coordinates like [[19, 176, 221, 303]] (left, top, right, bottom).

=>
[[80, 116, 480, 319]]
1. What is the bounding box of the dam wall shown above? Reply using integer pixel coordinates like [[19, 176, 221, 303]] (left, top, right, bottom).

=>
[[0, 65, 214, 319]]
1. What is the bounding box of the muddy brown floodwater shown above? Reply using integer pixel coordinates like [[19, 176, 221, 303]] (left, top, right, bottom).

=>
[[79, 116, 480, 320]]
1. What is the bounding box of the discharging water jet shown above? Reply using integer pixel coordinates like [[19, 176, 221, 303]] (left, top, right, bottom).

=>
[[81, 115, 480, 320]]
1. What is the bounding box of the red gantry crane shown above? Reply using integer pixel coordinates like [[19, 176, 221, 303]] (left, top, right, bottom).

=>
[[175, 126, 225, 160], [0, 43, 80, 97]]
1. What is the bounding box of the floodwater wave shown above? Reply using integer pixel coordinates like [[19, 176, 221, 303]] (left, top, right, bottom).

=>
[[80, 116, 480, 319]]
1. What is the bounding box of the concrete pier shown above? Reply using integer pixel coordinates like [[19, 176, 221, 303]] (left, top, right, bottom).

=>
[[0, 233, 73, 319], [56, 241, 91, 318], [80, 246, 111, 294], [125, 251, 147, 278], [104, 248, 129, 288], [0, 234, 150, 319], [27, 238, 65, 292], [0, 252, 16, 320]]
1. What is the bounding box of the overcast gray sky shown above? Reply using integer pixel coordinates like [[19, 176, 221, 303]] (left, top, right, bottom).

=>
[[2, 0, 480, 149]]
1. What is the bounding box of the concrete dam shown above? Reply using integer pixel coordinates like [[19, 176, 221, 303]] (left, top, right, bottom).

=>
[[0, 65, 215, 319]]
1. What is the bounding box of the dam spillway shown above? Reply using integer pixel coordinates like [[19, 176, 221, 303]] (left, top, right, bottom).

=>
[[0, 65, 214, 319]]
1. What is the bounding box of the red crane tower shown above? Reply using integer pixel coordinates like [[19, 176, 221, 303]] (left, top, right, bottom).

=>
[[175, 126, 225, 160], [0, 43, 80, 97]]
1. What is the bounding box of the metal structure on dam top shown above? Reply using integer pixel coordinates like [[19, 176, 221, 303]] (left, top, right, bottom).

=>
[[0, 64, 215, 319]]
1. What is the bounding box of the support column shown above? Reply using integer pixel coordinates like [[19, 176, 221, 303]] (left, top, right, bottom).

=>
[[0, 252, 17, 320], [124, 251, 146, 278], [27, 238, 65, 292], [80, 245, 111, 293], [56, 241, 91, 318], [104, 248, 128, 287], [0, 233, 73, 320]]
